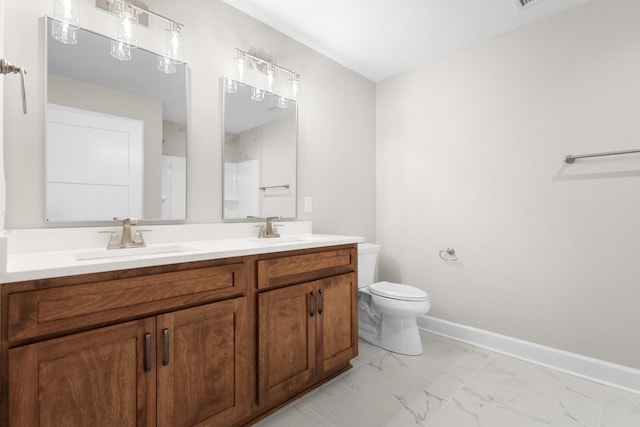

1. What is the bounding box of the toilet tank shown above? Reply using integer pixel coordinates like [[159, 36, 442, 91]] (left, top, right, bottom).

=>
[[357, 243, 380, 288]]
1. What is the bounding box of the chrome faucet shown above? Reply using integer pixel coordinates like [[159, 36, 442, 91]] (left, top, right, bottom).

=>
[[256, 216, 282, 238], [104, 218, 147, 249]]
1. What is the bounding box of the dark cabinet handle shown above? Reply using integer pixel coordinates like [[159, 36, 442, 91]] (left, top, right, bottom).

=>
[[144, 333, 152, 372], [310, 291, 316, 317], [162, 328, 170, 366], [318, 289, 324, 315]]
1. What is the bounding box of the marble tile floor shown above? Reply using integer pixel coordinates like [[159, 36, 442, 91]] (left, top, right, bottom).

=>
[[253, 331, 640, 427]]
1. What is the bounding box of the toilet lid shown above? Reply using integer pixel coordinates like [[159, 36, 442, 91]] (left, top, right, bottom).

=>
[[369, 281, 429, 301]]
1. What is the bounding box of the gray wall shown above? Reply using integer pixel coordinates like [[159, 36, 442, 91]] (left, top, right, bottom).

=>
[[2, 0, 377, 242], [376, 0, 640, 369]]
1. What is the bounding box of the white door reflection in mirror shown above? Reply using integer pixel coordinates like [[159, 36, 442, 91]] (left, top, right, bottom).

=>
[[46, 104, 143, 222]]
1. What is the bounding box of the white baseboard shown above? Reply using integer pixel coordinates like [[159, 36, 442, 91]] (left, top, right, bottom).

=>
[[417, 315, 640, 395]]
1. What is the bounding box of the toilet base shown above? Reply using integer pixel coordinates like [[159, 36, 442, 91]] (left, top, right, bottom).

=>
[[358, 314, 424, 356], [380, 314, 423, 356]]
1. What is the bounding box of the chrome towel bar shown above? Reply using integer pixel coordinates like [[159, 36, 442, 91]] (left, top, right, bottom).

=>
[[564, 149, 640, 164], [259, 184, 290, 190]]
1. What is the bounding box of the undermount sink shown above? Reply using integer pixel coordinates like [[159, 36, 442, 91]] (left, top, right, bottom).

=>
[[72, 245, 193, 261]]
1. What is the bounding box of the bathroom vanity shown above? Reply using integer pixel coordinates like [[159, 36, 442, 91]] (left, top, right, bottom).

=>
[[0, 229, 359, 426]]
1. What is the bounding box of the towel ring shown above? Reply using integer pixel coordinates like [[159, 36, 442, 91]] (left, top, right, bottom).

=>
[[439, 248, 458, 262]]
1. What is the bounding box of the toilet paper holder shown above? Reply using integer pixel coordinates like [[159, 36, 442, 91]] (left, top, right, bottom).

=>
[[439, 248, 458, 261]]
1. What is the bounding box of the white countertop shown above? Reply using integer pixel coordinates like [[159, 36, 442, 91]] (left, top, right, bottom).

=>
[[1, 233, 363, 284]]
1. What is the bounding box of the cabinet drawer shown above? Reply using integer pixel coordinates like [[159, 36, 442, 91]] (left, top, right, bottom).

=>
[[258, 247, 356, 290], [8, 262, 246, 342]]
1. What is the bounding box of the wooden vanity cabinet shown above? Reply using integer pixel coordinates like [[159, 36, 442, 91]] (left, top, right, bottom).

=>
[[2, 258, 250, 427], [256, 246, 358, 408], [1, 244, 359, 426]]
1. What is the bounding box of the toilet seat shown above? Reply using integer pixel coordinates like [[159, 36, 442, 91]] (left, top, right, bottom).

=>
[[369, 281, 428, 302]]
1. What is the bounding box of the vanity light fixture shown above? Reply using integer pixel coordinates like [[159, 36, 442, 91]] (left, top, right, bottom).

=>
[[51, 1, 187, 69], [51, 0, 81, 44], [234, 48, 300, 101]]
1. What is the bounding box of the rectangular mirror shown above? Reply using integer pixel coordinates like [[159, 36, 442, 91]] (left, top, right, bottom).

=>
[[45, 17, 187, 222], [222, 78, 297, 220]]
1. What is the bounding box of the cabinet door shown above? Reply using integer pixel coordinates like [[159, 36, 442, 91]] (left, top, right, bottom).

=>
[[156, 298, 250, 427], [258, 282, 316, 405], [9, 318, 156, 427], [317, 273, 358, 375]]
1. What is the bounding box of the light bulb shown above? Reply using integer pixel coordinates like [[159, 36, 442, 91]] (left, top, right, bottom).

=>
[[266, 63, 276, 93], [237, 51, 246, 83], [166, 22, 184, 62], [116, 2, 138, 48]]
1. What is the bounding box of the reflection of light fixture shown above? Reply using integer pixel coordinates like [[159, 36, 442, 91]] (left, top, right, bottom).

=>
[[157, 55, 175, 73], [110, 40, 132, 61], [251, 87, 265, 102], [224, 77, 238, 93], [115, 1, 139, 49], [52, 0, 81, 44], [234, 48, 301, 100], [277, 96, 288, 109]]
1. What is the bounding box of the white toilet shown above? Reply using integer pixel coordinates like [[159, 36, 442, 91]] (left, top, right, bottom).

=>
[[358, 243, 431, 355]]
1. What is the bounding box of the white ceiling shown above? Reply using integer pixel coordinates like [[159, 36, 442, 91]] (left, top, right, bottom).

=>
[[222, 0, 593, 82]]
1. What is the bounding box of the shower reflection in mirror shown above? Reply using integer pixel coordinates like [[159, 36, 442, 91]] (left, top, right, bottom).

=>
[[222, 77, 298, 220]]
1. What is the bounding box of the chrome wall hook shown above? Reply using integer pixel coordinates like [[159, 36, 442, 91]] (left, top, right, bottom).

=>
[[1, 58, 27, 114]]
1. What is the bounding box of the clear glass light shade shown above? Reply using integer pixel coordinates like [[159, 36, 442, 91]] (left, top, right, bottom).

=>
[[157, 56, 176, 74], [291, 77, 299, 100], [52, 0, 81, 44], [251, 87, 265, 102], [277, 96, 288, 109], [110, 40, 132, 61], [165, 23, 184, 63], [51, 19, 78, 44], [236, 52, 246, 83], [266, 63, 276, 93], [115, 4, 139, 48], [224, 78, 238, 93]]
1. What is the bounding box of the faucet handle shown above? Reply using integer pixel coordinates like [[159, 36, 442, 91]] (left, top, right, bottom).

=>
[[132, 230, 147, 246], [99, 230, 120, 249]]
